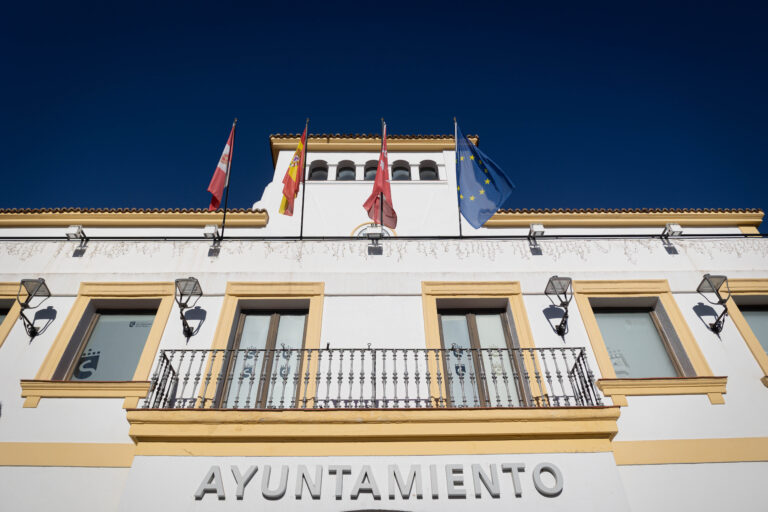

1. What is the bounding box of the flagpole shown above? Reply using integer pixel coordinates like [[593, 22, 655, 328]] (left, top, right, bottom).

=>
[[220, 118, 237, 241], [454, 117, 463, 238], [299, 118, 309, 240], [379, 118, 385, 229]]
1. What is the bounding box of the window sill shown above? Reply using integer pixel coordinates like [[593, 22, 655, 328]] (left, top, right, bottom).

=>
[[596, 377, 727, 406], [20, 380, 151, 409]]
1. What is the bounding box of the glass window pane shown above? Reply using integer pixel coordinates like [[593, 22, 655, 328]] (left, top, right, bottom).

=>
[[440, 315, 479, 407], [0, 309, 8, 325], [475, 314, 521, 406], [741, 308, 768, 355], [309, 168, 327, 180], [594, 310, 678, 378], [337, 168, 355, 180], [419, 168, 438, 180], [392, 168, 410, 180], [70, 312, 155, 381], [364, 168, 377, 180], [268, 314, 306, 407], [225, 314, 271, 408]]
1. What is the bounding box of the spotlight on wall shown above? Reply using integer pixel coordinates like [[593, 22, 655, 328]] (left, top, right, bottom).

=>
[[697, 274, 731, 334], [175, 277, 203, 338], [203, 225, 220, 240], [544, 276, 573, 336], [65, 225, 86, 241], [662, 223, 683, 238], [528, 223, 545, 239], [16, 278, 51, 338]]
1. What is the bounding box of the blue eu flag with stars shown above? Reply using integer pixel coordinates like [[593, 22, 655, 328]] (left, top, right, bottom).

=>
[[455, 123, 516, 228]]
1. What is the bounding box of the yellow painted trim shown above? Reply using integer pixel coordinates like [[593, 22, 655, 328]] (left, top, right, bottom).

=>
[[0, 210, 268, 228], [28, 282, 174, 408], [739, 225, 760, 234], [597, 377, 727, 404], [613, 437, 768, 465], [20, 380, 151, 408], [0, 442, 135, 467], [420, 281, 539, 402], [574, 279, 723, 405], [127, 407, 619, 456], [724, 279, 768, 384], [203, 282, 325, 406], [0, 283, 23, 349], [485, 210, 763, 228]]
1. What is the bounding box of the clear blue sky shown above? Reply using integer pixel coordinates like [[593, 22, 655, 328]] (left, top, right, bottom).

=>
[[2, 2, 766, 230]]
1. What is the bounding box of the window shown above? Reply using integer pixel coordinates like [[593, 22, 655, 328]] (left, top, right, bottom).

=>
[[200, 282, 325, 407], [438, 309, 525, 407], [364, 160, 378, 180], [724, 279, 768, 387], [0, 304, 9, 326], [592, 305, 691, 379], [739, 306, 768, 354], [419, 160, 439, 180], [219, 310, 308, 408], [308, 160, 328, 181], [573, 280, 726, 405], [391, 161, 411, 181], [422, 282, 543, 407], [64, 310, 157, 381], [336, 160, 356, 180], [21, 282, 174, 408]]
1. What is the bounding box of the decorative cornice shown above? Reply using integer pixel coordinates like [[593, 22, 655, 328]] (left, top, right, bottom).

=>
[[0, 208, 268, 228], [269, 133, 478, 166], [485, 208, 763, 228]]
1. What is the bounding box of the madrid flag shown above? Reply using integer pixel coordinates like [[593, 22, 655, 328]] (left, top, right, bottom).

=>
[[279, 125, 308, 216], [207, 121, 235, 211], [363, 122, 397, 228]]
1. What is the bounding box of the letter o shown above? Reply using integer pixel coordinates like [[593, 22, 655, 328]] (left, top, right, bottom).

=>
[[532, 463, 563, 497]]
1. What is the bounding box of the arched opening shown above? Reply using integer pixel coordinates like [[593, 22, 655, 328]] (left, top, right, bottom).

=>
[[308, 160, 328, 181], [419, 159, 439, 180]]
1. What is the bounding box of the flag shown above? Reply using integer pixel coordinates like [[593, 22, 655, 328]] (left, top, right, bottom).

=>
[[279, 124, 308, 216], [207, 121, 236, 211], [363, 122, 398, 228], [455, 122, 515, 228]]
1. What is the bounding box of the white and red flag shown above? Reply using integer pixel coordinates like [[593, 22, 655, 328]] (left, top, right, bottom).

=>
[[363, 121, 398, 228], [207, 121, 236, 211]]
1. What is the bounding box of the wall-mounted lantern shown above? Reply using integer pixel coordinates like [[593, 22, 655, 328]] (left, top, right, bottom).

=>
[[175, 277, 203, 338], [697, 274, 731, 334], [544, 275, 573, 336], [16, 278, 51, 338]]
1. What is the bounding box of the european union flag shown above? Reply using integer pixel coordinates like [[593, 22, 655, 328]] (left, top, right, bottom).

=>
[[455, 123, 516, 228]]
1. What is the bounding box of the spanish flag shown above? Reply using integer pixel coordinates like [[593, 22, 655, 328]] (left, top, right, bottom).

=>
[[279, 124, 308, 216]]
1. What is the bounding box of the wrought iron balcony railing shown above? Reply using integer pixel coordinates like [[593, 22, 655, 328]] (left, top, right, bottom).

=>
[[142, 346, 602, 410]]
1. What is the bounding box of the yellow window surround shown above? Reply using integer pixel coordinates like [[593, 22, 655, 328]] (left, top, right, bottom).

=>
[[573, 279, 726, 406], [723, 278, 768, 387], [21, 282, 175, 409], [420, 281, 541, 403], [199, 282, 325, 407], [0, 283, 24, 349]]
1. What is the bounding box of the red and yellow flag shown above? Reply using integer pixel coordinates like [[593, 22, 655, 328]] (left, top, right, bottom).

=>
[[279, 125, 308, 216]]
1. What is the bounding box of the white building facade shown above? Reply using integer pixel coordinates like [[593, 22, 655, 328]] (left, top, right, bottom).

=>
[[0, 133, 767, 511]]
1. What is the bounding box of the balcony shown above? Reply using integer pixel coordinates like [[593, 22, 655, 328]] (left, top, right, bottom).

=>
[[142, 346, 602, 410]]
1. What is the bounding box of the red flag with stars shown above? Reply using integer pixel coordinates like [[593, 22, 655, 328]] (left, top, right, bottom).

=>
[[363, 122, 397, 228]]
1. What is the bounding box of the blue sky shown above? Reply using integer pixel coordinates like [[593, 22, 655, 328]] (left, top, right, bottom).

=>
[[2, 2, 767, 230]]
